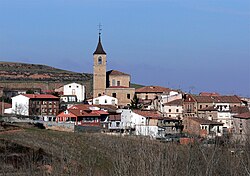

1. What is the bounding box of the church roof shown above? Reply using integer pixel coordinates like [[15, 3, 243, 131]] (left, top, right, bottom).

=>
[[136, 86, 171, 93], [106, 70, 130, 76], [93, 36, 106, 55]]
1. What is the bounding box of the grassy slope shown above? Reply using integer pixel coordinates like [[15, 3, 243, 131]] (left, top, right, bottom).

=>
[[0, 127, 249, 176]]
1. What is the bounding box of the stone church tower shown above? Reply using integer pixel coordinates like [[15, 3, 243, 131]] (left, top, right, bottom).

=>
[[93, 35, 106, 98]]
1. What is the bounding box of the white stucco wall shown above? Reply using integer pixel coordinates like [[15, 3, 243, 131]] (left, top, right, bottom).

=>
[[93, 95, 118, 105], [135, 126, 159, 138], [63, 83, 85, 102], [217, 111, 232, 129], [11, 95, 30, 116], [120, 109, 146, 129]]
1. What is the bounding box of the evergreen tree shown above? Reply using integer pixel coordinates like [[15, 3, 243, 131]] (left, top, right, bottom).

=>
[[130, 94, 141, 109]]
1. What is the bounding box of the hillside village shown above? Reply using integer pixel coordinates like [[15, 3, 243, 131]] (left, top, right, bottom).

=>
[[1, 34, 250, 144]]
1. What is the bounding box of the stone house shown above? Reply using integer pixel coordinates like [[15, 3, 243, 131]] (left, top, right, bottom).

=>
[[162, 99, 183, 119], [232, 112, 250, 143], [183, 94, 242, 117], [183, 117, 223, 138]]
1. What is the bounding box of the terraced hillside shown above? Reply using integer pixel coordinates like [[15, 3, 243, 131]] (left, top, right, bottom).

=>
[[0, 61, 92, 82], [0, 61, 143, 98], [0, 61, 93, 97]]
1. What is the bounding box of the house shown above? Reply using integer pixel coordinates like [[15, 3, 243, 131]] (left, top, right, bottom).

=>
[[56, 104, 109, 127], [162, 99, 183, 119], [153, 91, 182, 112], [183, 94, 242, 117], [198, 105, 249, 134], [135, 86, 171, 105], [92, 35, 135, 106], [232, 112, 250, 143], [197, 106, 218, 121], [92, 95, 118, 106], [183, 117, 223, 138], [120, 109, 147, 130], [107, 113, 122, 132], [7, 94, 59, 118], [60, 95, 77, 103], [63, 83, 85, 102], [157, 117, 183, 137]]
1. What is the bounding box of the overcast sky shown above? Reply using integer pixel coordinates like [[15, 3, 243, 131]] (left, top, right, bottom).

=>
[[0, 0, 249, 97]]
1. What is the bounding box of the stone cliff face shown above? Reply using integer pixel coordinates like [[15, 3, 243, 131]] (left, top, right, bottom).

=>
[[0, 62, 92, 82]]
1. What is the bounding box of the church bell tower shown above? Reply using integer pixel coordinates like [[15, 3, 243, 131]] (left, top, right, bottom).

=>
[[93, 31, 106, 98]]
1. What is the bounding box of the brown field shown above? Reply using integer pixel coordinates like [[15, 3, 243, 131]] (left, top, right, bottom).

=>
[[0, 125, 249, 176]]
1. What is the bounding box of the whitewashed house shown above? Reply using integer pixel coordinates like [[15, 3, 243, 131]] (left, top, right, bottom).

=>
[[215, 103, 232, 129], [120, 109, 146, 129], [119, 109, 162, 138], [63, 83, 85, 102], [93, 95, 118, 106], [10, 94, 30, 116]]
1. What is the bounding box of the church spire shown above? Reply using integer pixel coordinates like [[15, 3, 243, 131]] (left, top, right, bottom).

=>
[[93, 24, 106, 55]]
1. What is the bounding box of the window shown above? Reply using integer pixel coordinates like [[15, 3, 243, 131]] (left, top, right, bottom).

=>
[[112, 79, 116, 86], [111, 99, 116, 105], [145, 95, 148, 100], [176, 109, 179, 113], [240, 130, 242, 134], [127, 94, 130, 99], [98, 56, 102, 64], [104, 99, 107, 103], [76, 86, 79, 88], [95, 99, 99, 105], [200, 105, 202, 109], [169, 109, 171, 113], [112, 93, 116, 98], [98, 93, 101, 97], [206, 105, 208, 107], [69, 86, 71, 88], [117, 81, 121, 86]]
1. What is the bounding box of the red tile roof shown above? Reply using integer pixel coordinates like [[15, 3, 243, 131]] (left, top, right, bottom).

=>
[[192, 95, 241, 103], [23, 94, 59, 99], [106, 70, 130, 76], [233, 112, 250, 119], [133, 110, 162, 119], [231, 106, 249, 114], [164, 99, 183, 106], [136, 86, 171, 93], [188, 117, 223, 125], [199, 92, 220, 96], [69, 104, 92, 111]]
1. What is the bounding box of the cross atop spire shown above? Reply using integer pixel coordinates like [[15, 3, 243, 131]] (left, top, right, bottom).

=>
[[93, 23, 106, 55], [98, 23, 102, 37]]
